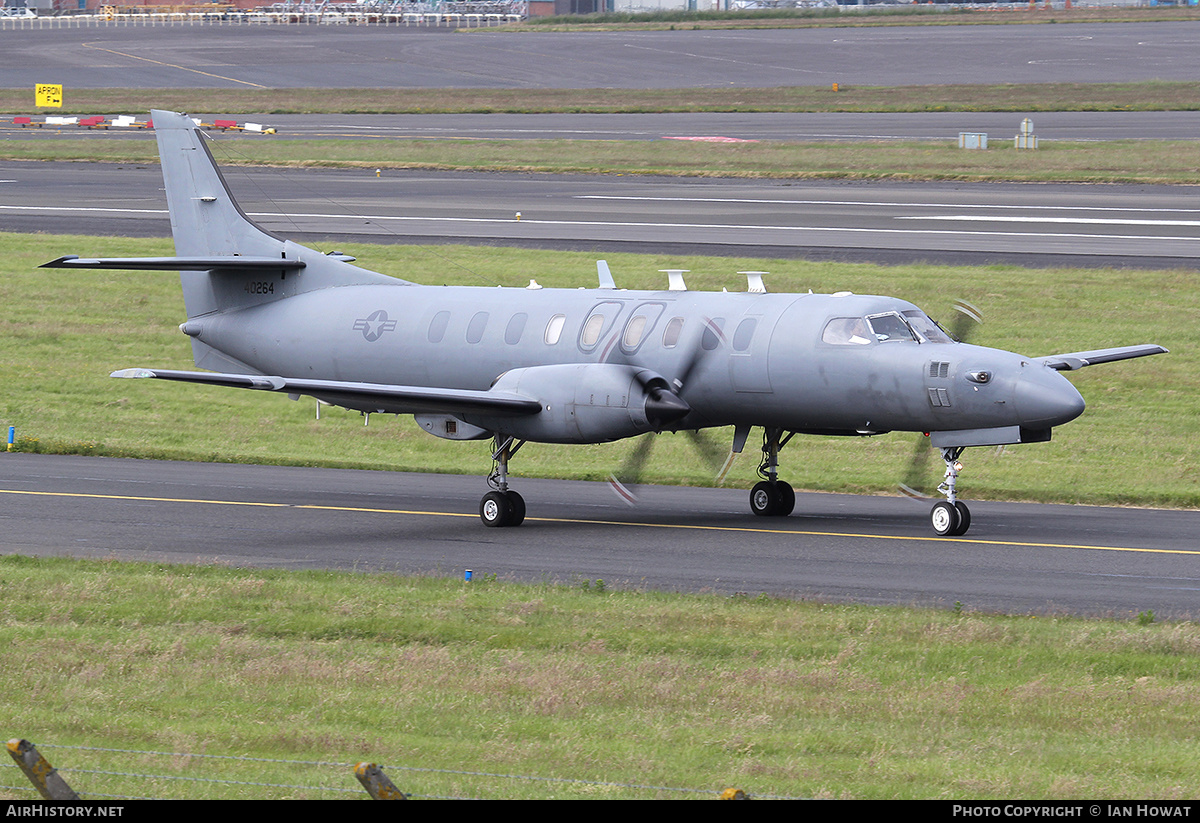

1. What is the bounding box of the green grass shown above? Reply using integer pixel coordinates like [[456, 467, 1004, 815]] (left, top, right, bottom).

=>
[[2, 555, 1199, 800], [7, 136, 1200, 185], [1, 231, 1193, 507], [5, 79, 1200, 116]]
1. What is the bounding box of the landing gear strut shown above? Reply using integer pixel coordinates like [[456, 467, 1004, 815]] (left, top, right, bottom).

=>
[[749, 428, 796, 517], [930, 446, 971, 536], [481, 436, 526, 527]]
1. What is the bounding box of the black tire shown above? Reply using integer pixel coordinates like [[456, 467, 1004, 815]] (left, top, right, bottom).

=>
[[750, 481, 778, 516], [931, 501, 960, 536], [480, 490, 513, 527], [507, 491, 526, 527], [774, 482, 796, 517], [952, 501, 971, 536]]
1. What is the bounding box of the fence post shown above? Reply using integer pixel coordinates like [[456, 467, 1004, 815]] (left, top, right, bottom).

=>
[[354, 762, 407, 799], [6, 739, 80, 800]]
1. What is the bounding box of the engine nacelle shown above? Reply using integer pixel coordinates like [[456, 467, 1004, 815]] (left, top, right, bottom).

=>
[[463, 363, 688, 444]]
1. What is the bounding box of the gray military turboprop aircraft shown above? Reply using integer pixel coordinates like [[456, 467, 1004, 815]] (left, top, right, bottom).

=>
[[44, 110, 1167, 535]]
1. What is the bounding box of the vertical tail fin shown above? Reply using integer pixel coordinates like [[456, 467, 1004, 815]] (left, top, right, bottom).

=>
[[45, 109, 409, 372], [152, 109, 285, 260], [148, 110, 403, 323]]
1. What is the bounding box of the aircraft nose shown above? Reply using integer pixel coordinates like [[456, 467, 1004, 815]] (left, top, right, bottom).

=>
[[1014, 368, 1086, 428]]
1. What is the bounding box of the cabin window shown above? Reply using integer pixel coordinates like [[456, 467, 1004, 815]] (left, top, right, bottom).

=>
[[662, 317, 684, 348], [581, 314, 605, 347], [701, 318, 725, 351], [623, 316, 647, 349], [732, 318, 757, 352], [466, 311, 489, 344], [579, 301, 623, 351], [620, 303, 665, 354], [544, 314, 566, 345], [505, 313, 528, 345], [822, 317, 872, 346], [427, 310, 450, 344]]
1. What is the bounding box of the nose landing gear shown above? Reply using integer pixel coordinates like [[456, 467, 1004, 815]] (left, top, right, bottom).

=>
[[930, 446, 971, 536]]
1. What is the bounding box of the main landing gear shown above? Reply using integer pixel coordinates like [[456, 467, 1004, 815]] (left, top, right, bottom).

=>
[[930, 446, 971, 537], [749, 428, 796, 517], [480, 435, 526, 527]]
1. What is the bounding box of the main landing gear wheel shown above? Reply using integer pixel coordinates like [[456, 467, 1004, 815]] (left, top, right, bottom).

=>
[[480, 436, 527, 527], [750, 480, 796, 517], [480, 490, 525, 528], [749, 428, 797, 517]]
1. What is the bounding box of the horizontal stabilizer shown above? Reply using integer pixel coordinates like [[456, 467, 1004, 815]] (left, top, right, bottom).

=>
[[111, 368, 542, 417], [42, 255, 306, 272], [1038, 344, 1167, 371]]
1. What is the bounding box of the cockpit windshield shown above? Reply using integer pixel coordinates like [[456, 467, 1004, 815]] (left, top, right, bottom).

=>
[[822, 310, 951, 346], [901, 310, 953, 344]]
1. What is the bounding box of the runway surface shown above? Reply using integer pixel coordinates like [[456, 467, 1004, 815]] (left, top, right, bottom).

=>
[[5, 22, 1200, 89], [3, 454, 1198, 618], [7, 159, 1200, 268]]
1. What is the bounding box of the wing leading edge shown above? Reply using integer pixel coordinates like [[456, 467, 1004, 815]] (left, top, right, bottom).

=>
[[110, 368, 542, 418], [1037, 344, 1168, 372]]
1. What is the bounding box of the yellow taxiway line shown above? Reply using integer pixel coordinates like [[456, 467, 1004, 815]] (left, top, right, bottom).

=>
[[2, 486, 1197, 558]]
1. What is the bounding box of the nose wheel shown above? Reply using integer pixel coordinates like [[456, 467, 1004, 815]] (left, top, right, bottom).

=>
[[930, 447, 971, 536]]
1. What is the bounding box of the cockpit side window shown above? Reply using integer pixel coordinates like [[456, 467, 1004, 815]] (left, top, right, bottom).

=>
[[866, 312, 915, 343], [821, 317, 873, 346]]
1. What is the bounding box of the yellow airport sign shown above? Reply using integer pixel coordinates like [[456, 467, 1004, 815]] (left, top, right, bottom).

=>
[[35, 84, 62, 108]]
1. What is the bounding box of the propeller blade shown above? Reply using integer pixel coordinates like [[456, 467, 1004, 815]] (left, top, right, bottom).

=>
[[899, 433, 935, 499], [950, 299, 983, 344], [608, 434, 656, 505], [671, 317, 723, 395], [686, 429, 731, 482]]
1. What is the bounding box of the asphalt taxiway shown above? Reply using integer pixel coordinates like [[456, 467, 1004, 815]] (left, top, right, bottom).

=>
[[3, 454, 1198, 618], [6, 22, 1200, 89]]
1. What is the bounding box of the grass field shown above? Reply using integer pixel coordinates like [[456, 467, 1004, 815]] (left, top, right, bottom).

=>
[[4, 79, 1200, 116], [10, 136, 1200, 185], [2, 555, 1199, 800]]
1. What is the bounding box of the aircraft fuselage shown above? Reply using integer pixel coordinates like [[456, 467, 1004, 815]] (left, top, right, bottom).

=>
[[183, 280, 1086, 442]]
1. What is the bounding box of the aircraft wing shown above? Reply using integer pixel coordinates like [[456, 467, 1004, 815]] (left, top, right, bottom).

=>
[[1037, 344, 1168, 372], [43, 255, 306, 271], [110, 368, 542, 417]]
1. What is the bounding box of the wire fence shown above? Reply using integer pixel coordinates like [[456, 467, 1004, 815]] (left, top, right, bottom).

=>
[[0, 3, 527, 28], [3, 740, 782, 800]]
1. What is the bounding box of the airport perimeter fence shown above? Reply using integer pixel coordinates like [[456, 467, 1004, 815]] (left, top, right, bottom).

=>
[[2, 738, 770, 800], [0, 0, 1168, 29], [0, 5, 526, 28]]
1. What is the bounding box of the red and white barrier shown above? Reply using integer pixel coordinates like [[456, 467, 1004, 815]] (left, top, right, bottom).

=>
[[11, 115, 275, 133]]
